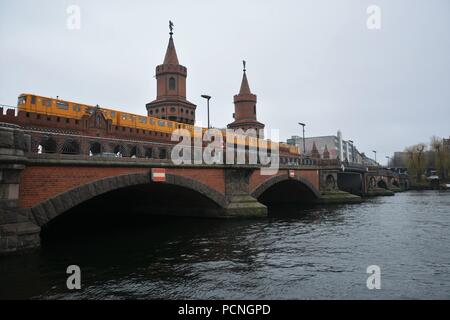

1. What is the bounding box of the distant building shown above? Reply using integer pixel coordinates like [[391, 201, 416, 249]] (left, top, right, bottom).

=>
[[287, 130, 360, 163], [393, 152, 409, 168]]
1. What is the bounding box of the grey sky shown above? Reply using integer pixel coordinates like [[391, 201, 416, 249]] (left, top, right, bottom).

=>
[[1, 0, 449, 164]]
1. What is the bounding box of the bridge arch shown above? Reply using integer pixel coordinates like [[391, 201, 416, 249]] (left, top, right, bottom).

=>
[[377, 179, 388, 189], [251, 175, 320, 206], [30, 173, 228, 227]]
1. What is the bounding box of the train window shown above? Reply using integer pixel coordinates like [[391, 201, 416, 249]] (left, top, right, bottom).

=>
[[31, 96, 36, 104], [149, 118, 155, 125], [18, 96, 27, 105], [158, 120, 165, 126], [121, 114, 127, 120], [72, 105, 81, 112], [168, 122, 173, 128], [139, 117, 147, 124], [43, 99, 52, 107], [111, 111, 116, 118], [56, 101, 69, 110]]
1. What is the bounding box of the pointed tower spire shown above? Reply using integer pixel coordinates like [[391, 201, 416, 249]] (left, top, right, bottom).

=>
[[239, 60, 252, 94], [163, 20, 179, 65], [323, 144, 330, 159], [146, 21, 197, 125], [311, 141, 321, 159], [228, 61, 265, 137]]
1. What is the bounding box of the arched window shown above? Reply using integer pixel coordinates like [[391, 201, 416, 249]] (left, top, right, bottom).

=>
[[114, 145, 126, 156], [169, 77, 176, 90], [159, 148, 167, 159], [90, 142, 102, 155], [145, 147, 153, 159], [40, 137, 57, 154], [129, 146, 139, 158], [62, 139, 80, 155]]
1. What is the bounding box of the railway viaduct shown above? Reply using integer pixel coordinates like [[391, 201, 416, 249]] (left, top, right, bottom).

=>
[[0, 123, 404, 255]]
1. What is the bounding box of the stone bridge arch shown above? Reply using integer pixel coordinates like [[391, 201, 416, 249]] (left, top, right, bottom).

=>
[[377, 177, 388, 189], [29, 172, 228, 227], [251, 174, 321, 206]]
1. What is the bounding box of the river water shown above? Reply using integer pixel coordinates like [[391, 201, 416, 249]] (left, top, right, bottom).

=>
[[1, 191, 449, 300]]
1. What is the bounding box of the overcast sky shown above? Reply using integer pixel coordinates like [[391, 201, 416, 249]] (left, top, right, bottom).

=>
[[1, 0, 449, 164]]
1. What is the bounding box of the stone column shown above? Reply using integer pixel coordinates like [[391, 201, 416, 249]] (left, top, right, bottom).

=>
[[0, 123, 40, 255], [223, 168, 267, 218]]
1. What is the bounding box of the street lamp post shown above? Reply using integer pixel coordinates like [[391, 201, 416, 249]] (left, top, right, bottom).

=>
[[201, 95, 211, 129], [298, 123, 306, 156], [372, 150, 377, 165]]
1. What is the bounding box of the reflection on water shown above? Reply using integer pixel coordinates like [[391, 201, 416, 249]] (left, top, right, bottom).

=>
[[1, 191, 450, 299]]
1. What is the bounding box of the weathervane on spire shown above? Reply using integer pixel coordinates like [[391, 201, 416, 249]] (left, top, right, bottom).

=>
[[243, 60, 247, 72], [169, 20, 174, 36]]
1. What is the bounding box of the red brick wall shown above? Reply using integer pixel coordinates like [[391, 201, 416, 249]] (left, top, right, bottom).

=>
[[298, 169, 320, 191], [166, 168, 225, 194], [19, 166, 226, 209], [19, 167, 149, 208], [18, 165, 318, 210]]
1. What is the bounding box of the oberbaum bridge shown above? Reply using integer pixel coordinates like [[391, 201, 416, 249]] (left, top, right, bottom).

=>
[[0, 25, 408, 255]]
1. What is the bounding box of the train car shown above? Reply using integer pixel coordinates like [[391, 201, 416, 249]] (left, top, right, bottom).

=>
[[17, 93, 89, 120]]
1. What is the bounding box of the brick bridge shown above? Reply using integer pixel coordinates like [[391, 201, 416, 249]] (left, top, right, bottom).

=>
[[0, 123, 406, 255]]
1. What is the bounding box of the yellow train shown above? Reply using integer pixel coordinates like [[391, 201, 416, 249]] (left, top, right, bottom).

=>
[[17, 93, 299, 155], [17, 93, 195, 134]]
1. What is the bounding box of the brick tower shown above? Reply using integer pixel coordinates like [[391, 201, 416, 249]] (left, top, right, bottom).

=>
[[146, 22, 196, 124], [227, 62, 265, 137]]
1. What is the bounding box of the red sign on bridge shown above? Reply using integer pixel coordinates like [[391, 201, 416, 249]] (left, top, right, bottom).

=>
[[151, 168, 166, 182]]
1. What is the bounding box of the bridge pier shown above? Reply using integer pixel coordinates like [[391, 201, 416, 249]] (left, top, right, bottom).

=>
[[223, 169, 267, 218], [0, 123, 40, 255]]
